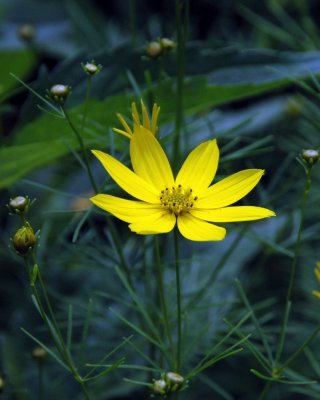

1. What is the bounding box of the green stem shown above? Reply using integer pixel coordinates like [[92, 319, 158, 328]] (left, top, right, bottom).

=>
[[173, 0, 187, 170], [258, 381, 272, 400], [174, 228, 182, 373], [275, 166, 312, 365], [62, 105, 98, 194], [80, 76, 92, 137], [38, 361, 44, 400], [279, 323, 320, 372], [25, 256, 92, 399], [154, 236, 176, 368]]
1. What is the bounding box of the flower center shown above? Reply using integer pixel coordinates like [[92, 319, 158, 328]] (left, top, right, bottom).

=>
[[160, 185, 198, 215]]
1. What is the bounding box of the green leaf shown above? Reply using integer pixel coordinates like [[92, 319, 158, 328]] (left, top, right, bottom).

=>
[[0, 49, 37, 101]]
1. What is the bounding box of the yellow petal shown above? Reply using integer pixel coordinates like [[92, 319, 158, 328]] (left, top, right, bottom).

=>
[[151, 103, 160, 135], [132, 102, 140, 131], [190, 206, 275, 222], [141, 100, 151, 131], [197, 169, 264, 208], [113, 113, 133, 139], [92, 150, 159, 203], [90, 194, 163, 223], [129, 211, 176, 234], [177, 213, 226, 241], [312, 290, 320, 299], [112, 127, 132, 140], [130, 126, 174, 190], [175, 140, 219, 195], [315, 268, 320, 284]]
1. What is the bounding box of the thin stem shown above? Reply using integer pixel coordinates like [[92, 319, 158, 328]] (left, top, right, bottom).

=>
[[173, 0, 187, 170], [80, 76, 92, 137], [279, 323, 320, 372], [154, 236, 176, 368], [61, 105, 98, 194], [258, 381, 272, 400], [174, 227, 182, 373], [275, 166, 312, 364], [25, 256, 92, 399], [38, 362, 44, 400]]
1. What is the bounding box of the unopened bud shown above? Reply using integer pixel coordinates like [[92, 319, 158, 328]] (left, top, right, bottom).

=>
[[302, 149, 319, 165], [49, 84, 71, 103], [13, 225, 36, 257], [0, 375, 4, 393], [32, 347, 48, 362], [9, 196, 29, 215], [18, 24, 35, 43], [146, 41, 162, 59], [152, 379, 167, 395], [166, 372, 184, 385], [160, 38, 175, 51], [82, 61, 102, 76]]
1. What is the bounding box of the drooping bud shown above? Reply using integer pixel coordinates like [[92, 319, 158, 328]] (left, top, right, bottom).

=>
[[49, 84, 71, 103], [82, 61, 102, 76], [18, 24, 35, 43], [9, 196, 30, 215], [146, 41, 163, 59], [32, 347, 48, 362], [152, 379, 167, 395], [13, 225, 36, 257], [160, 37, 175, 52], [302, 149, 319, 165]]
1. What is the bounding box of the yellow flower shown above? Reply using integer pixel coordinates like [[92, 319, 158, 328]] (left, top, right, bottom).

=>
[[312, 262, 320, 298], [90, 127, 275, 241], [113, 100, 160, 139]]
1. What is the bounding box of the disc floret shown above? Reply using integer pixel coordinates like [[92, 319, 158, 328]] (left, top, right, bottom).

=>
[[160, 185, 198, 215]]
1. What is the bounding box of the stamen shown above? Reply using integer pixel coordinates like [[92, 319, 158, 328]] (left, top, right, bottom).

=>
[[160, 185, 198, 215]]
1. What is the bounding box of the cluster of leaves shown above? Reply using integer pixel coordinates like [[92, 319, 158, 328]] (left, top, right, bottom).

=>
[[1, 0, 320, 399]]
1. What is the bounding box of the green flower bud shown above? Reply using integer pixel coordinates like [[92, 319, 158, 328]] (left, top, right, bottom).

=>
[[82, 61, 102, 76], [146, 41, 163, 59], [160, 37, 175, 51], [302, 149, 319, 165], [49, 84, 71, 103], [13, 225, 36, 257], [152, 379, 167, 395], [32, 347, 48, 362], [9, 196, 29, 215], [18, 24, 35, 43]]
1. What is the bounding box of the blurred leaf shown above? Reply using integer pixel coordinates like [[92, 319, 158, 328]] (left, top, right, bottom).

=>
[[0, 49, 37, 101]]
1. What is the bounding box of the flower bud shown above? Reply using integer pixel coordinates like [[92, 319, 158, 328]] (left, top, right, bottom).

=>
[[49, 84, 71, 103], [160, 37, 175, 52], [13, 225, 36, 257], [302, 149, 319, 165], [146, 41, 162, 59], [166, 371, 184, 385], [9, 196, 29, 215], [32, 347, 48, 362], [82, 61, 102, 76], [18, 24, 35, 43], [152, 379, 167, 395], [0, 375, 4, 393], [165, 372, 184, 392]]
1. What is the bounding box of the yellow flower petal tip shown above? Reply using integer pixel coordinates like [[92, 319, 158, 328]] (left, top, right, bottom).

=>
[[112, 99, 160, 139], [91, 119, 275, 241]]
